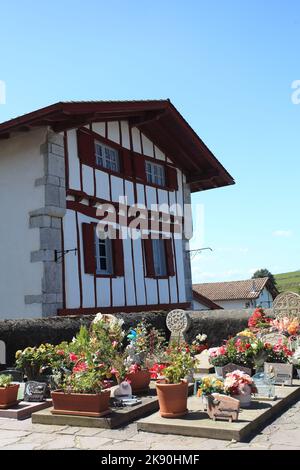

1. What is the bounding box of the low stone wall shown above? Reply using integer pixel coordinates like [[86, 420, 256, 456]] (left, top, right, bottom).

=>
[[0, 309, 273, 366]]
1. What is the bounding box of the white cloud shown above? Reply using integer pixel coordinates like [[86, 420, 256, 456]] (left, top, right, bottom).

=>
[[272, 230, 293, 238]]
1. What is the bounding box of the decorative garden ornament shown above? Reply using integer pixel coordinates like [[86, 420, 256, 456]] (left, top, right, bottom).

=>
[[166, 309, 190, 345], [114, 380, 132, 398]]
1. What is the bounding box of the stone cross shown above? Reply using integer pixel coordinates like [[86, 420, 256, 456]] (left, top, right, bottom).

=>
[[273, 291, 300, 319], [166, 309, 190, 346]]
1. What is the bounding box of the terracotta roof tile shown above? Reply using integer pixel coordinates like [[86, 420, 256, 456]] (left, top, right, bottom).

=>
[[193, 277, 270, 301]]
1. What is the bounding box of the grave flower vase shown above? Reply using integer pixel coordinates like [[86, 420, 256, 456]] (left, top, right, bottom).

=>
[[125, 369, 151, 394], [232, 384, 252, 408], [156, 380, 188, 418], [0, 384, 20, 409], [51, 389, 111, 417]]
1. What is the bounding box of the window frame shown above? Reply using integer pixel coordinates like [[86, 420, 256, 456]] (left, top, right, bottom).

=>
[[151, 238, 168, 277], [145, 160, 166, 187], [94, 229, 114, 276], [95, 140, 120, 173]]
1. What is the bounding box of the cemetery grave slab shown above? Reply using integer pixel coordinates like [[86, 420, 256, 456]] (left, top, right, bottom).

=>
[[0, 399, 52, 420], [32, 382, 194, 429], [137, 380, 300, 442]]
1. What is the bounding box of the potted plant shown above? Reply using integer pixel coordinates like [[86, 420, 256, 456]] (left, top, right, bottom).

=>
[[124, 321, 166, 393], [0, 374, 20, 409], [15, 344, 55, 381], [248, 307, 273, 333], [156, 351, 194, 418], [208, 345, 230, 377], [196, 375, 225, 410], [263, 340, 294, 385], [224, 370, 257, 408], [51, 367, 111, 417]]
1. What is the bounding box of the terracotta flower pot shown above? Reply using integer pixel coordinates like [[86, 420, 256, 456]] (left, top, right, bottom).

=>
[[51, 389, 111, 417], [0, 384, 20, 409], [156, 380, 188, 418], [125, 369, 151, 394]]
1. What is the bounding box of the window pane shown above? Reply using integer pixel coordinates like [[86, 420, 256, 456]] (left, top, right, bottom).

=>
[[152, 239, 167, 276]]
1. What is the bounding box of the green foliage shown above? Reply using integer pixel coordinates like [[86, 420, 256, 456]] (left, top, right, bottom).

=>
[[163, 351, 195, 384], [0, 374, 12, 388], [61, 369, 105, 394], [274, 270, 300, 294]]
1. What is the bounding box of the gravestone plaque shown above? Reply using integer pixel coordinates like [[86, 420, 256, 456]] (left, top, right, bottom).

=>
[[273, 291, 300, 320], [206, 394, 240, 422], [166, 309, 190, 345], [24, 381, 47, 402], [221, 363, 252, 378], [264, 363, 293, 386]]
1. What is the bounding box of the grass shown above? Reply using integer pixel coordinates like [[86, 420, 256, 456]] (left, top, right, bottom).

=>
[[274, 270, 300, 294]]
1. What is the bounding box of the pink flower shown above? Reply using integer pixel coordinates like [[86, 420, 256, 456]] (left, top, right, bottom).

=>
[[112, 341, 118, 348], [69, 353, 78, 362], [73, 361, 88, 373], [111, 368, 119, 376]]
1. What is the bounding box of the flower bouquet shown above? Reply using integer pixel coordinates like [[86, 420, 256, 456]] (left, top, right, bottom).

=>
[[224, 370, 257, 407]]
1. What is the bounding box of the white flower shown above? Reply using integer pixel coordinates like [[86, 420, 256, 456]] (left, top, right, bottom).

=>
[[93, 312, 103, 324]]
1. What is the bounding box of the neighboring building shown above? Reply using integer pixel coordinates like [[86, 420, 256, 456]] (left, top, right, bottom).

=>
[[192, 291, 222, 311], [193, 277, 278, 310], [0, 100, 234, 318]]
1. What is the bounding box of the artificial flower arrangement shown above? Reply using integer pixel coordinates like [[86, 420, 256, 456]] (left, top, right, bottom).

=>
[[208, 338, 256, 370], [271, 317, 300, 337], [190, 334, 208, 355], [123, 320, 166, 393], [223, 370, 257, 407], [196, 376, 225, 397], [248, 307, 273, 331]]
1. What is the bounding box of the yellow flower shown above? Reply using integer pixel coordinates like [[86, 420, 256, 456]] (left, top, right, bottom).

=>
[[15, 350, 22, 359]]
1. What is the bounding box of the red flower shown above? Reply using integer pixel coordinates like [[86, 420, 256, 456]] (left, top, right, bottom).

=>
[[69, 353, 79, 362], [73, 361, 88, 373]]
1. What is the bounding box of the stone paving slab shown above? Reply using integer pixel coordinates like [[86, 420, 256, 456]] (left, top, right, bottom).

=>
[[137, 381, 300, 442], [0, 399, 52, 420]]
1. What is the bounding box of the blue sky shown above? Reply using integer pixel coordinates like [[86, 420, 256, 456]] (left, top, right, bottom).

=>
[[0, 0, 299, 283]]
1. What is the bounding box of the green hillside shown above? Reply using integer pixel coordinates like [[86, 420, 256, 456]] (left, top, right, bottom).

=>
[[275, 270, 300, 294]]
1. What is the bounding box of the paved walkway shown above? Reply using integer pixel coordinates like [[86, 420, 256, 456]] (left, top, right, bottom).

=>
[[0, 400, 299, 450]]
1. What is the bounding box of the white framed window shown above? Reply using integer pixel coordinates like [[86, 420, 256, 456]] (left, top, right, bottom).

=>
[[95, 141, 120, 172], [95, 230, 113, 275], [145, 161, 165, 186], [152, 239, 167, 276]]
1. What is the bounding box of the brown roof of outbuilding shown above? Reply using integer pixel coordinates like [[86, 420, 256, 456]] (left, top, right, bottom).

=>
[[193, 277, 275, 301], [0, 100, 235, 192]]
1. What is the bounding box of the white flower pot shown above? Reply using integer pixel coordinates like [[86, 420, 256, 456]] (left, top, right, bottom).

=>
[[214, 366, 223, 378]]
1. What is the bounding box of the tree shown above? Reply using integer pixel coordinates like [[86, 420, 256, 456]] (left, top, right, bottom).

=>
[[252, 269, 278, 296]]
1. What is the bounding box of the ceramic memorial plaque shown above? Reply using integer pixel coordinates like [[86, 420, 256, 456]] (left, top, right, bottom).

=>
[[206, 394, 240, 422], [24, 381, 47, 402], [166, 309, 190, 345], [264, 363, 293, 386]]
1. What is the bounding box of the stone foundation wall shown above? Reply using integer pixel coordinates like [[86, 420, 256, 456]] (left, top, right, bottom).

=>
[[0, 309, 273, 366]]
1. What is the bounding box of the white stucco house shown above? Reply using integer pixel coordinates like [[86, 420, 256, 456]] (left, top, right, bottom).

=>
[[0, 100, 234, 319], [193, 277, 278, 310]]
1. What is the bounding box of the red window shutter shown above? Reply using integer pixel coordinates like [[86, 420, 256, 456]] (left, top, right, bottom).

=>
[[143, 239, 155, 277], [133, 155, 146, 181], [166, 165, 178, 191], [113, 232, 124, 276], [122, 149, 133, 177], [164, 238, 175, 276], [82, 223, 96, 274], [77, 128, 95, 166]]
